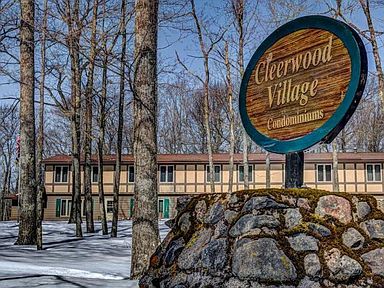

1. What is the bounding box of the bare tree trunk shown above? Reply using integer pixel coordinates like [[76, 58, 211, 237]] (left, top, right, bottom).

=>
[[111, 0, 127, 238], [131, 0, 160, 279], [96, 0, 111, 236], [97, 47, 108, 236], [66, 0, 82, 238], [36, 0, 48, 250], [16, 0, 36, 245], [232, 0, 249, 189], [266, 151, 271, 188], [1, 159, 10, 221], [83, 0, 99, 234], [359, 0, 384, 105], [225, 42, 235, 193], [190, 0, 215, 192], [332, 141, 339, 192]]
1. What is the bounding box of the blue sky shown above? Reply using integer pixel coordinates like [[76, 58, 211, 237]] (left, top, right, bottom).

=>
[[0, 0, 383, 105]]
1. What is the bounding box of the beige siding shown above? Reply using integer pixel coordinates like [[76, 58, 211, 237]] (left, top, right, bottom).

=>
[[35, 157, 384, 221], [196, 165, 205, 183], [175, 165, 185, 184]]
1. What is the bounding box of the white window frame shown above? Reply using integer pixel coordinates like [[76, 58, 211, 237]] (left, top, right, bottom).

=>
[[60, 199, 71, 217], [55, 165, 69, 183], [206, 165, 221, 183], [106, 200, 114, 214], [128, 165, 135, 183], [316, 164, 332, 182], [238, 165, 253, 182], [159, 165, 174, 183], [158, 199, 164, 214], [91, 166, 99, 183], [366, 163, 382, 182]]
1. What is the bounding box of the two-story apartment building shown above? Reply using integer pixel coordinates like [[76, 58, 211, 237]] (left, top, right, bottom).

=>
[[9, 152, 384, 220]]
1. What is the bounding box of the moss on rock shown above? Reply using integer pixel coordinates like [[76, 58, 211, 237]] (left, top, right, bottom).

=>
[[140, 189, 384, 288]]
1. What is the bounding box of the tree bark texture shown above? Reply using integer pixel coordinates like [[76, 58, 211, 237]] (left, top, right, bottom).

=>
[[131, 0, 160, 279], [266, 151, 271, 188], [97, 53, 108, 236], [190, 0, 215, 192], [83, 0, 99, 234], [111, 0, 127, 238], [232, 0, 249, 189], [66, 0, 82, 238], [36, 0, 48, 250], [16, 0, 37, 245], [332, 141, 340, 192], [225, 42, 235, 193]]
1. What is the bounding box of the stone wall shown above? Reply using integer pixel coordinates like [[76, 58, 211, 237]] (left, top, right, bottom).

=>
[[140, 189, 384, 287]]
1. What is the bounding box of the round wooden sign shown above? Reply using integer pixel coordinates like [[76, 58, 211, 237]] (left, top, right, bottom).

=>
[[239, 16, 367, 154]]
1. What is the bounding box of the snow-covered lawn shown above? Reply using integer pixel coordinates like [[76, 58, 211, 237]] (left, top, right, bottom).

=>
[[0, 220, 170, 287]]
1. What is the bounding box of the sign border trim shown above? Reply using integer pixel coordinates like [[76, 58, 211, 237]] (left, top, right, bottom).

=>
[[239, 15, 367, 154]]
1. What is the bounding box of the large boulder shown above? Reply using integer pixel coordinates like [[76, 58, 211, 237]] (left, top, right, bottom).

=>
[[232, 238, 296, 281], [140, 189, 384, 287]]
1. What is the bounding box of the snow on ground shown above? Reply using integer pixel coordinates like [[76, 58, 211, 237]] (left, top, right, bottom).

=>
[[0, 220, 170, 287]]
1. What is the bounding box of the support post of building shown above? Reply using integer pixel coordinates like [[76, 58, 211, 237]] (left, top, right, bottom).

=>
[[285, 151, 304, 188]]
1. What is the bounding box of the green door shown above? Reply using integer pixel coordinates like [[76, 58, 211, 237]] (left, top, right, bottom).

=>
[[164, 198, 170, 219], [55, 199, 61, 217], [130, 198, 134, 218]]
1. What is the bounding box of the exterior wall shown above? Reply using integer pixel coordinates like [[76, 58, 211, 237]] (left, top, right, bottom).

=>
[[9, 158, 384, 221]]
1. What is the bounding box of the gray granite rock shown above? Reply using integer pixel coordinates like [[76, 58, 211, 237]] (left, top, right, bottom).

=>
[[177, 212, 191, 234], [194, 200, 207, 222], [214, 219, 228, 238], [304, 253, 322, 278], [186, 272, 223, 287], [242, 196, 287, 212], [287, 233, 319, 251], [178, 228, 211, 270], [325, 248, 362, 282], [229, 193, 239, 204], [297, 198, 311, 210], [284, 208, 302, 228], [315, 195, 352, 224], [298, 277, 321, 288], [164, 237, 185, 267], [250, 283, 295, 288], [224, 210, 238, 224], [229, 214, 280, 237], [176, 196, 192, 212], [205, 202, 224, 224], [201, 238, 227, 273], [159, 272, 187, 288], [360, 219, 384, 239], [361, 248, 384, 276], [342, 228, 364, 250], [232, 238, 297, 281], [356, 201, 371, 220], [223, 278, 250, 288], [308, 222, 332, 237]]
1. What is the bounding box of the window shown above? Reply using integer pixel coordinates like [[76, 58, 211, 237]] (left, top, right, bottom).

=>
[[207, 165, 221, 182], [367, 164, 382, 182], [317, 164, 332, 182], [159, 199, 164, 213], [55, 166, 69, 183], [238, 165, 253, 182], [160, 165, 174, 183], [92, 166, 99, 183], [128, 166, 135, 183], [60, 199, 71, 217], [106, 200, 113, 213]]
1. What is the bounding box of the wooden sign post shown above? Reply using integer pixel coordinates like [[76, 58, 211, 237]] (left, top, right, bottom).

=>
[[239, 16, 367, 188]]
